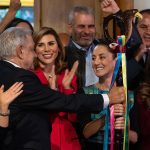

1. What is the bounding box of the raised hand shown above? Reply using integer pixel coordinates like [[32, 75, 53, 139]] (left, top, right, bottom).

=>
[[100, 0, 120, 14], [9, 0, 21, 12], [48, 65, 57, 90], [0, 0, 21, 32], [62, 61, 79, 89], [108, 86, 125, 105], [0, 82, 23, 111]]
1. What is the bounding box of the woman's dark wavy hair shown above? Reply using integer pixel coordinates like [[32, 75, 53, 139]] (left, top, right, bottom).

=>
[[139, 52, 150, 105], [94, 39, 118, 58], [33, 27, 67, 74], [4, 17, 34, 32]]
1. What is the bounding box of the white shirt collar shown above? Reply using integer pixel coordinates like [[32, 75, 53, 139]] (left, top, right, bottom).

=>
[[4, 60, 21, 68], [72, 40, 94, 52]]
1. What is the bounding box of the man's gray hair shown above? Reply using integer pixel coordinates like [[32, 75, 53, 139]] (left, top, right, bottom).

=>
[[0, 27, 32, 60], [68, 6, 94, 24]]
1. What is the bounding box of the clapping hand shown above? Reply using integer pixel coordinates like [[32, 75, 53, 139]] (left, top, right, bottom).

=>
[[0, 82, 23, 110], [62, 61, 79, 89], [134, 44, 149, 62]]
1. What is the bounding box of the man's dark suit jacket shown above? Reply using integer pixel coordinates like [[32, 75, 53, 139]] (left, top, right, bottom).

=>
[[65, 39, 100, 89], [0, 60, 104, 150]]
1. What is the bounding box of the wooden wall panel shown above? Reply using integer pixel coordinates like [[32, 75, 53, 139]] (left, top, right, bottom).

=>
[[34, 0, 100, 33], [34, 0, 134, 37], [41, 0, 70, 32], [116, 0, 134, 11]]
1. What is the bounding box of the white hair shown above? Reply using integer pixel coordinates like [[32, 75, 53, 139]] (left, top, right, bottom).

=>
[[68, 6, 94, 25], [0, 27, 32, 60]]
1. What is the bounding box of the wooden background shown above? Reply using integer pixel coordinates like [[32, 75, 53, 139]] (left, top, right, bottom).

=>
[[34, 0, 134, 38]]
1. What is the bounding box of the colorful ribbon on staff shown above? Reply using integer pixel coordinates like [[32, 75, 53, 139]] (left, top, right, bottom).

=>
[[102, 10, 142, 150], [103, 53, 122, 150], [103, 45, 131, 150], [117, 35, 129, 150], [107, 35, 129, 150]]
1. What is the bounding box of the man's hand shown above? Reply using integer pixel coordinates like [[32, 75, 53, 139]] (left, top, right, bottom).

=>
[[9, 0, 21, 12], [108, 86, 125, 104], [100, 0, 120, 14], [134, 44, 148, 62]]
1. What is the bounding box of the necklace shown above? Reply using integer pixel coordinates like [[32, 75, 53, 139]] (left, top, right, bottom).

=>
[[95, 83, 109, 91]]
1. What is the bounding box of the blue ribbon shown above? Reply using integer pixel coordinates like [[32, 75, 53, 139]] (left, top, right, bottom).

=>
[[102, 53, 122, 150]]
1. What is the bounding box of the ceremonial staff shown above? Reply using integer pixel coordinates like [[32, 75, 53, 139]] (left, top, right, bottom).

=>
[[115, 35, 127, 150], [103, 9, 142, 150]]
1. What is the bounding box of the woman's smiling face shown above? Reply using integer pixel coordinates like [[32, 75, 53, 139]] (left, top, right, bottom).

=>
[[92, 45, 116, 79], [35, 34, 59, 66]]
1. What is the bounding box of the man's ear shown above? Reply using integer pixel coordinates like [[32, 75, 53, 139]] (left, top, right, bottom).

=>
[[16, 45, 24, 59]]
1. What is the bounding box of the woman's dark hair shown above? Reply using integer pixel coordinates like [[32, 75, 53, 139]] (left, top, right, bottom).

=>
[[4, 17, 34, 32], [33, 27, 67, 74], [94, 39, 118, 58]]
